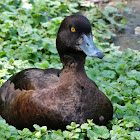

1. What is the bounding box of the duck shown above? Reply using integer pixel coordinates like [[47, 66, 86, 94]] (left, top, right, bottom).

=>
[[0, 14, 113, 130]]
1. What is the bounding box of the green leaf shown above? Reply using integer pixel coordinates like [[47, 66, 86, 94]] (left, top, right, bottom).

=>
[[126, 122, 134, 128], [40, 126, 47, 133], [17, 24, 32, 36], [45, 44, 57, 54], [111, 95, 124, 104], [35, 131, 41, 138], [8, 136, 17, 140], [0, 70, 7, 77], [33, 124, 41, 131], [81, 123, 91, 130], [105, 6, 118, 13], [131, 131, 140, 139], [101, 70, 116, 79], [92, 126, 110, 139], [7, 126, 17, 134], [0, 52, 6, 57], [121, 18, 127, 24], [4, 131, 11, 139], [66, 122, 80, 130], [63, 131, 70, 138], [18, 128, 32, 136], [87, 130, 95, 139], [115, 63, 126, 74]]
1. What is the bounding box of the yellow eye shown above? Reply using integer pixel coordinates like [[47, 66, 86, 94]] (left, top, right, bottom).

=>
[[71, 27, 76, 32]]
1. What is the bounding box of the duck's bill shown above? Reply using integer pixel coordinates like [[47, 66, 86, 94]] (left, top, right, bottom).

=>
[[80, 34, 104, 59]]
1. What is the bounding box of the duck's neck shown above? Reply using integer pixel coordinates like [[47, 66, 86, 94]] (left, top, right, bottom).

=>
[[60, 53, 86, 74]]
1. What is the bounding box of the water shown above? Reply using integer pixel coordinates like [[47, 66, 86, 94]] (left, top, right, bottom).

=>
[[114, 0, 140, 51]]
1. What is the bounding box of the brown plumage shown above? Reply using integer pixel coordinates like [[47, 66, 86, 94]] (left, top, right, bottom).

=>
[[0, 15, 113, 130]]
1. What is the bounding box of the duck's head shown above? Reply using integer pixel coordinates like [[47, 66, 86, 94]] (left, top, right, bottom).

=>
[[56, 14, 104, 61]]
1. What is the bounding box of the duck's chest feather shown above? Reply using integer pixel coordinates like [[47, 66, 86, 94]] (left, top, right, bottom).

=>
[[17, 72, 111, 129]]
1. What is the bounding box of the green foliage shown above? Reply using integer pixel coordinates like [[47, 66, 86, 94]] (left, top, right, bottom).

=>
[[86, 48, 140, 137], [0, 0, 139, 139]]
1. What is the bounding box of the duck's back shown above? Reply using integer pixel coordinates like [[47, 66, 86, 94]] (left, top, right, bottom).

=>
[[9, 68, 61, 90]]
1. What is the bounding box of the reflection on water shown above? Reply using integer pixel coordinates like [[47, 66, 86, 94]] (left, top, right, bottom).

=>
[[114, 0, 140, 51]]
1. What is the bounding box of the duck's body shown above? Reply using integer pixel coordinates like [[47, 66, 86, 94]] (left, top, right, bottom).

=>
[[0, 15, 113, 130]]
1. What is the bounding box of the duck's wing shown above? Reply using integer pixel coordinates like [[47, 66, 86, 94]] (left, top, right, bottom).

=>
[[0, 68, 61, 106], [0, 68, 61, 130], [0, 68, 61, 115], [8, 68, 61, 90]]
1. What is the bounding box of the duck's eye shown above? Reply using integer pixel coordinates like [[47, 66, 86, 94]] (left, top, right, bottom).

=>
[[71, 27, 76, 32]]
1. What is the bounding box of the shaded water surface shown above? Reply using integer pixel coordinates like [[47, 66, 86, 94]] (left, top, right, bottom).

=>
[[114, 0, 140, 51]]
